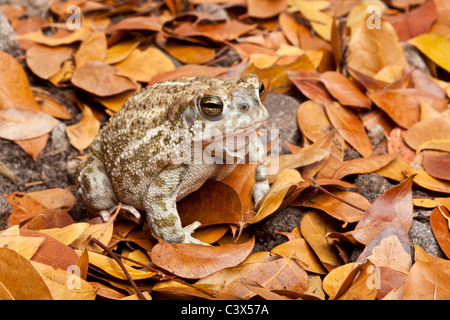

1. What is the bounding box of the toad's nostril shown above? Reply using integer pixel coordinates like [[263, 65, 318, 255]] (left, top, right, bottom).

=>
[[240, 104, 249, 111]]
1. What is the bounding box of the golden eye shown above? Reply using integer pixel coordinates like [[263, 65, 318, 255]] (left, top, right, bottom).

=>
[[258, 80, 265, 98], [200, 96, 223, 117]]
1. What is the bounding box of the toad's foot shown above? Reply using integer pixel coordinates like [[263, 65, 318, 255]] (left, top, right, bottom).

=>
[[182, 221, 210, 245], [99, 204, 141, 223]]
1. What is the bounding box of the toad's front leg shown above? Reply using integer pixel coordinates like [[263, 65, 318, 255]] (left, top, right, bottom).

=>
[[143, 166, 207, 245]]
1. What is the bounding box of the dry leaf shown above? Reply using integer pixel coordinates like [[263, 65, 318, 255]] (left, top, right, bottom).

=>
[[104, 38, 141, 65], [250, 169, 303, 224], [65, 104, 100, 153], [293, 190, 370, 226], [114, 47, 176, 83], [71, 61, 137, 97], [348, 20, 405, 77], [75, 30, 107, 67], [31, 261, 96, 300], [300, 210, 343, 271], [404, 118, 450, 152], [430, 206, 450, 258], [151, 237, 254, 279], [270, 238, 328, 274], [178, 180, 243, 229], [408, 33, 450, 73], [423, 150, 450, 180], [248, 0, 288, 18], [338, 261, 378, 300], [404, 245, 450, 299], [0, 248, 53, 300], [26, 44, 72, 79], [324, 101, 373, 158], [348, 175, 414, 245]]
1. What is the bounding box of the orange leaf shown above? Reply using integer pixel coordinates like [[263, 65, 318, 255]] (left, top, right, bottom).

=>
[[74, 30, 107, 67], [71, 61, 137, 97], [26, 44, 72, 79], [178, 180, 243, 228], [323, 101, 373, 158], [404, 245, 450, 299], [430, 206, 450, 258], [150, 236, 254, 279], [65, 104, 100, 153]]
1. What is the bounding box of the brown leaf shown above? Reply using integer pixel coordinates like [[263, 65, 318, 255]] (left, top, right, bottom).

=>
[[404, 118, 450, 152], [348, 175, 414, 245], [250, 169, 303, 224], [318, 71, 372, 109], [5, 192, 47, 225], [382, 0, 437, 41], [430, 206, 450, 258], [0, 51, 40, 111], [221, 257, 309, 300], [324, 101, 373, 157], [65, 104, 100, 153], [104, 38, 141, 65], [14, 133, 49, 161], [423, 150, 450, 180], [33, 89, 72, 120], [0, 248, 53, 300], [0, 107, 59, 141], [105, 16, 162, 34], [404, 245, 450, 299], [74, 30, 107, 67], [293, 190, 370, 226], [300, 210, 343, 271], [318, 153, 398, 180], [270, 238, 328, 274], [25, 208, 75, 230], [26, 44, 72, 79], [347, 20, 405, 77], [247, 0, 288, 18], [369, 88, 447, 129], [178, 180, 243, 228], [221, 163, 257, 211], [20, 229, 79, 270], [150, 236, 254, 279], [71, 61, 137, 97], [296, 100, 333, 142], [338, 261, 377, 300]]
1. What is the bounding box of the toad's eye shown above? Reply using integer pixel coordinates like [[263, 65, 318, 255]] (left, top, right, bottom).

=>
[[258, 80, 265, 98], [200, 96, 223, 117]]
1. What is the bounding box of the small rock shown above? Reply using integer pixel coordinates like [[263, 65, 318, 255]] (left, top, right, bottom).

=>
[[0, 0, 49, 18], [50, 122, 70, 151], [353, 173, 393, 203], [0, 12, 21, 57], [0, 193, 12, 230], [409, 219, 445, 259]]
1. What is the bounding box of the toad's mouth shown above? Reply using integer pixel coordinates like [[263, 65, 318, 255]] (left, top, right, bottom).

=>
[[198, 120, 268, 146]]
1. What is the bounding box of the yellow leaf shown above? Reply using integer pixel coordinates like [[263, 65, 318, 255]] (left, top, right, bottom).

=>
[[38, 223, 89, 246], [0, 236, 45, 259], [293, 0, 332, 40], [65, 104, 100, 153], [31, 261, 96, 300], [409, 33, 450, 73]]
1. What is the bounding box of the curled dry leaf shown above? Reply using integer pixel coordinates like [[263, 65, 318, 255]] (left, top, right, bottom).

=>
[[87, 251, 157, 281], [71, 61, 137, 97], [0, 248, 53, 300], [178, 180, 243, 228], [150, 237, 254, 279], [300, 210, 343, 272], [65, 104, 100, 153], [387, 127, 415, 164], [347, 175, 414, 245], [338, 261, 378, 300], [250, 169, 303, 224], [430, 206, 450, 258], [104, 38, 141, 65], [297, 100, 332, 142], [0, 235, 44, 260], [404, 118, 450, 152], [247, 0, 288, 18]]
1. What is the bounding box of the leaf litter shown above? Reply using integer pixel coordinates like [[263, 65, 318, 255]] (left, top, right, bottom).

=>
[[0, 0, 450, 301]]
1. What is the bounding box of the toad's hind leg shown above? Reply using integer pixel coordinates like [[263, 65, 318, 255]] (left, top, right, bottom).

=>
[[143, 166, 207, 245]]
